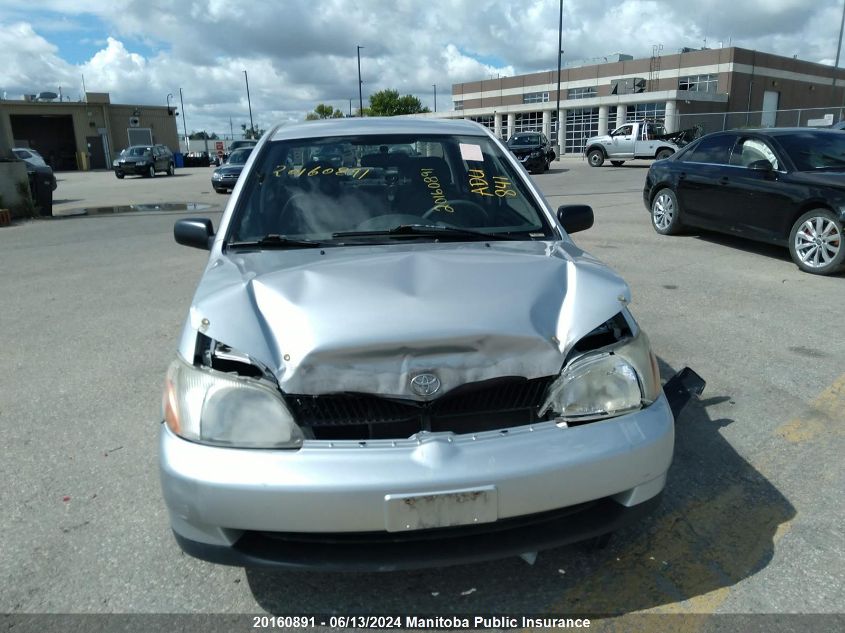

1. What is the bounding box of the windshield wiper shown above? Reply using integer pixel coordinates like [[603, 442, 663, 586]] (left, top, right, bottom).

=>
[[332, 224, 522, 241], [228, 234, 326, 250]]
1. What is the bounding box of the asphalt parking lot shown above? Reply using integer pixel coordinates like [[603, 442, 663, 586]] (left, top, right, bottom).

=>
[[1, 162, 843, 625]]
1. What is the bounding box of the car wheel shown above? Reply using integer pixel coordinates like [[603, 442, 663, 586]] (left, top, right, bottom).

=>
[[610, 160, 625, 167], [587, 149, 604, 167], [788, 209, 845, 275], [651, 188, 684, 235], [214, 188, 227, 194], [167, 162, 175, 176], [147, 165, 155, 178], [656, 148, 674, 160], [115, 171, 124, 179]]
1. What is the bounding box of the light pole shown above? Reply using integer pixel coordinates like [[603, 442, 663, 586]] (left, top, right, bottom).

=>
[[357, 46, 364, 116], [835, 0, 845, 120], [166, 93, 173, 114], [349, 98, 353, 117], [433, 84, 437, 112], [555, 0, 563, 155], [178, 88, 188, 151], [243, 70, 255, 138]]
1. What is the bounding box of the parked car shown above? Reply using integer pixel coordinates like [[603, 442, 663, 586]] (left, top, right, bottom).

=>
[[211, 147, 253, 193], [161, 118, 703, 570], [113, 144, 175, 178], [644, 128, 845, 275], [506, 132, 556, 174], [13, 147, 48, 168], [229, 139, 258, 152]]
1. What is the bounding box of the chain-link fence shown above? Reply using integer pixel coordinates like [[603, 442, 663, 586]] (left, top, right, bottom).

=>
[[677, 105, 844, 135]]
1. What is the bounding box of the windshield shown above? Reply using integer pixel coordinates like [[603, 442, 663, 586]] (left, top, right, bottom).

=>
[[227, 133, 555, 245], [227, 148, 252, 165], [776, 132, 845, 170], [509, 134, 540, 146], [128, 147, 150, 157]]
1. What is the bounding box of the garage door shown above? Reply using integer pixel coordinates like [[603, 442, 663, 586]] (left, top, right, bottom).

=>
[[11, 114, 77, 171]]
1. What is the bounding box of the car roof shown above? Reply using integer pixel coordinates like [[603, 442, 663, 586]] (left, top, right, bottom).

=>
[[708, 127, 842, 137], [269, 117, 488, 141]]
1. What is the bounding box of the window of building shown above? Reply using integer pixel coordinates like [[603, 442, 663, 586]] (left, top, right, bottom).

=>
[[564, 107, 600, 154], [679, 74, 719, 93], [513, 112, 543, 135], [454, 100, 464, 111], [626, 103, 666, 122], [523, 92, 549, 104], [469, 115, 495, 132], [567, 86, 596, 99]]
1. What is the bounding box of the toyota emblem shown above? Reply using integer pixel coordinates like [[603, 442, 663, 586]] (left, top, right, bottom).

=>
[[410, 373, 441, 396]]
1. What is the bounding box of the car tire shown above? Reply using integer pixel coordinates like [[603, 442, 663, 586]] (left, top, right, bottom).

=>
[[656, 148, 674, 160], [147, 165, 155, 178], [611, 160, 625, 167], [167, 162, 175, 176], [115, 171, 124, 179], [788, 209, 845, 275], [214, 188, 227, 194], [651, 188, 684, 235], [587, 149, 605, 167]]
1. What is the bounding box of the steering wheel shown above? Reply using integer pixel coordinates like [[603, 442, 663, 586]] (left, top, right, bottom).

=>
[[422, 199, 490, 226]]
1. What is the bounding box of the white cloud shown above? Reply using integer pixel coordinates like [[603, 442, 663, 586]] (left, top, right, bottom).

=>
[[2, 0, 845, 133]]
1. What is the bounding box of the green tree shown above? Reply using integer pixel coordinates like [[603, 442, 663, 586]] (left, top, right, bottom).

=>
[[188, 130, 218, 140], [366, 89, 430, 116], [305, 103, 345, 120], [240, 123, 265, 139]]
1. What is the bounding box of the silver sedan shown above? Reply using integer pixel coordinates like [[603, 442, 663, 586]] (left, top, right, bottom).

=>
[[160, 117, 703, 571]]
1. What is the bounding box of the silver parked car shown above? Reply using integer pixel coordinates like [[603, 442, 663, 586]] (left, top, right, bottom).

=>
[[161, 118, 702, 570]]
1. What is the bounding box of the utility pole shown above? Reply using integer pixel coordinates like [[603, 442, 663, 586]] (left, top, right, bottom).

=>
[[349, 98, 353, 117], [357, 46, 364, 116], [555, 0, 564, 154], [179, 87, 188, 151], [244, 70, 254, 138], [433, 84, 437, 112], [229, 117, 234, 140]]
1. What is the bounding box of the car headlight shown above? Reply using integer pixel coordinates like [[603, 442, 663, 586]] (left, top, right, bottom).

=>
[[540, 329, 661, 423], [212, 171, 222, 180], [163, 355, 304, 448]]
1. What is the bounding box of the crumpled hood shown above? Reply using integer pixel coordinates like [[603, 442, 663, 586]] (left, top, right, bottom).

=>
[[181, 242, 631, 399]]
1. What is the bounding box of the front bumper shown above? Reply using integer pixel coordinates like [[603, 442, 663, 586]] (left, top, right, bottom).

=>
[[160, 393, 676, 569], [116, 162, 150, 175]]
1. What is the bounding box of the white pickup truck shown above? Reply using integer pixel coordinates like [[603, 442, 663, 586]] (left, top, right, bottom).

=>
[[584, 121, 679, 167]]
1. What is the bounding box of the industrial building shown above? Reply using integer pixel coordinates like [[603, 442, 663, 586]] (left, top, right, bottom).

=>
[[435, 46, 845, 154], [0, 92, 179, 170]]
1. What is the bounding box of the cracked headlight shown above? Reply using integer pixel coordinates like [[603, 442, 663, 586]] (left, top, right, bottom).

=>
[[163, 355, 303, 448], [541, 330, 661, 423]]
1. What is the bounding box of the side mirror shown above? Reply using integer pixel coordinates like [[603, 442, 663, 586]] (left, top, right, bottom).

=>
[[557, 205, 594, 234], [174, 218, 215, 250], [747, 159, 774, 172]]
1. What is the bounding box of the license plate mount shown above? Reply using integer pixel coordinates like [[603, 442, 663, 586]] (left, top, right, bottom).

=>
[[384, 486, 497, 532]]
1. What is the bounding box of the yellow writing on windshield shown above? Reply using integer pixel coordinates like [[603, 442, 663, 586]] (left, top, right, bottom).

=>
[[421, 168, 454, 213], [271, 164, 370, 179]]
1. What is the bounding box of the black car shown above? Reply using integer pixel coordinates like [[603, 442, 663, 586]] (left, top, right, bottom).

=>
[[114, 144, 175, 179], [644, 128, 845, 275], [211, 147, 253, 193], [506, 132, 556, 174]]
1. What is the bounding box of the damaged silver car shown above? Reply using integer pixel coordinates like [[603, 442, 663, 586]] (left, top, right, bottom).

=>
[[160, 118, 703, 571]]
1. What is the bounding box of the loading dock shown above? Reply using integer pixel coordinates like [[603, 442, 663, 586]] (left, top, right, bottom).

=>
[[10, 113, 77, 171]]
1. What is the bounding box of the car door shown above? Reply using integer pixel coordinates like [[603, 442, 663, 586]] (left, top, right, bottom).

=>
[[633, 123, 660, 158], [674, 133, 738, 227], [610, 124, 635, 158], [724, 137, 795, 242]]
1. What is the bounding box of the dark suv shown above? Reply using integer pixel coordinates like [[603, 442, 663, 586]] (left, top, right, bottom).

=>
[[506, 132, 556, 174], [114, 144, 175, 179]]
